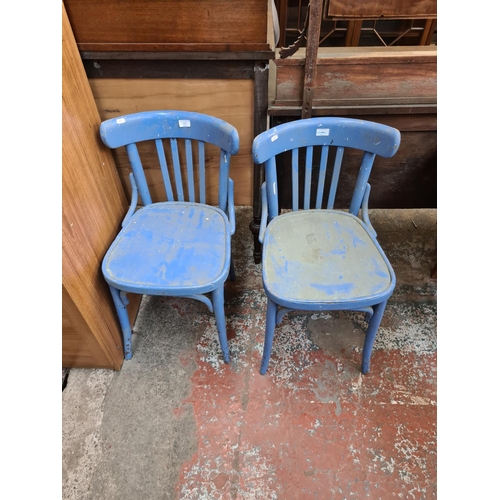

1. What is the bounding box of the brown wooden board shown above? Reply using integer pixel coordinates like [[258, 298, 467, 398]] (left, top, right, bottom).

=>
[[81, 51, 275, 62], [274, 47, 437, 108], [64, 0, 271, 52], [83, 59, 256, 80], [268, 103, 437, 117], [326, 0, 437, 19], [63, 3, 141, 369], [301, 0, 323, 118]]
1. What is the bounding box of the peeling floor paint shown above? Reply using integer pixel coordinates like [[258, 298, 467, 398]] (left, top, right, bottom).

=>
[[62, 207, 437, 500], [174, 208, 437, 499]]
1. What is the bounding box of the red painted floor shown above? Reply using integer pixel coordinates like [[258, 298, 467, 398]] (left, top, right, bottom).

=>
[[62, 208, 437, 500], [173, 209, 437, 499]]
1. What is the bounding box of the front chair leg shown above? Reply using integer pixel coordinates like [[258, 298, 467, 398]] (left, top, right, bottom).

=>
[[212, 285, 230, 364], [260, 298, 278, 375], [361, 300, 388, 374], [108, 285, 133, 360]]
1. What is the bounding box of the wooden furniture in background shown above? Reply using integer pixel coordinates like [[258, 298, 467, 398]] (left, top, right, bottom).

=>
[[273, 46, 436, 111], [64, 0, 271, 53], [325, 0, 436, 19], [257, 0, 437, 263], [277, 0, 437, 48], [62, 3, 140, 369], [294, 0, 436, 119], [64, 0, 275, 264]]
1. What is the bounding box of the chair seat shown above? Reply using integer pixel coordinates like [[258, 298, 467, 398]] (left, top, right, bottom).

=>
[[262, 210, 395, 309], [102, 202, 231, 295]]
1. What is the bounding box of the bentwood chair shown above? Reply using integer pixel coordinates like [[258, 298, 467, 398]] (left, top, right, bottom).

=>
[[100, 110, 239, 363], [253, 117, 401, 375]]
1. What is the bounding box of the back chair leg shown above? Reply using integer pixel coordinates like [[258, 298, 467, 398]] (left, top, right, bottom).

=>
[[260, 298, 278, 375], [361, 300, 388, 374], [109, 285, 133, 360], [212, 285, 230, 363]]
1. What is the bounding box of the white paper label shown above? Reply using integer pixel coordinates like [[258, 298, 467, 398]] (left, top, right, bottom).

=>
[[316, 128, 330, 136], [179, 120, 191, 128], [116, 118, 126, 124]]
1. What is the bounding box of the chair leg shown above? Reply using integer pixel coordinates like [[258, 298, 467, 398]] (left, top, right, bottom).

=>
[[260, 298, 277, 375], [108, 285, 133, 360], [212, 285, 230, 364], [361, 300, 387, 374]]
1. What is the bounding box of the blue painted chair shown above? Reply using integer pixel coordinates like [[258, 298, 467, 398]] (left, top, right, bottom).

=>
[[100, 110, 240, 363], [253, 117, 401, 375]]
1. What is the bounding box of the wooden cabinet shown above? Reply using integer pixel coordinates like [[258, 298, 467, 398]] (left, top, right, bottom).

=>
[[64, 0, 271, 53], [63, 3, 139, 369]]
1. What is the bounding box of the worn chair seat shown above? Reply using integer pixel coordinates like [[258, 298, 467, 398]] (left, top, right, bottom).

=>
[[262, 210, 394, 309], [99, 110, 239, 363], [252, 116, 401, 375], [103, 202, 231, 295]]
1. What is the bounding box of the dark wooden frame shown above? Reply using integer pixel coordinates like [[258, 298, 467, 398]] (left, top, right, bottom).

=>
[[276, 0, 437, 49]]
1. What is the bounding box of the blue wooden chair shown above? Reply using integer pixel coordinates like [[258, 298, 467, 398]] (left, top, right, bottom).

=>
[[253, 117, 401, 375], [99, 110, 240, 364]]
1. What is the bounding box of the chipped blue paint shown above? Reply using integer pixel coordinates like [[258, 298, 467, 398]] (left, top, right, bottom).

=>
[[370, 257, 390, 279], [329, 240, 347, 255], [342, 227, 367, 248], [104, 204, 230, 292], [310, 282, 355, 295], [263, 210, 393, 305], [252, 117, 400, 375], [100, 111, 239, 363]]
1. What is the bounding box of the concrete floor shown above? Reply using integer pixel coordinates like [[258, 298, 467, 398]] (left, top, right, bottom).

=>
[[62, 206, 437, 499]]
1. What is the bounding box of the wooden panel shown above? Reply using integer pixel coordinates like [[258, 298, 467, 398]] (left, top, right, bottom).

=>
[[327, 0, 437, 19], [83, 59, 256, 79], [341, 113, 437, 132], [301, 0, 322, 118], [81, 51, 275, 61], [274, 47, 437, 108], [63, 286, 141, 368], [367, 131, 437, 208], [271, 115, 436, 210], [63, 287, 117, 368], [268, 104, 437, 117], [88, 78, 255, 206], [63, 3, 131, 369], [64, 0, 270, 52]]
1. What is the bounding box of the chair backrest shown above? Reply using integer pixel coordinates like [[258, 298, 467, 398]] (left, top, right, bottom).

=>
[[252, 117, 401, 218], [100, 110, 240, 212]]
